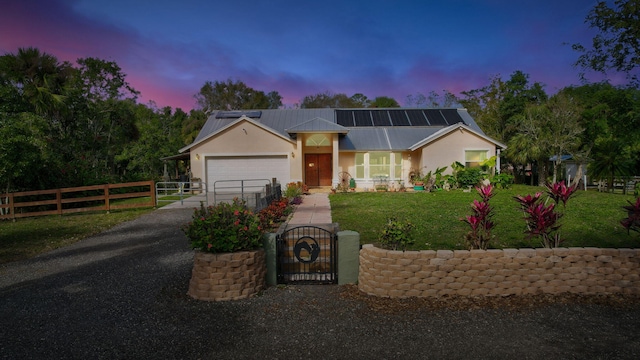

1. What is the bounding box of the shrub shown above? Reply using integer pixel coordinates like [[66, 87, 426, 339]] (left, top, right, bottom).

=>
[[258, 198, 292, 230], [491, 173, 514, 189], [462, 184, 495, 250], [378, 217, 415, 251], [284, 182, 303, 199], [621, 197, 640, 235], [182, 198, 264, 253], [514, 181, 577, 248], [456, 167, 484, 188]]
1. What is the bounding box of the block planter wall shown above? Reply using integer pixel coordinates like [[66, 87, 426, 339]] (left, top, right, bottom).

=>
[[358, 244, 640, 298], [188, 249, 266, 301]]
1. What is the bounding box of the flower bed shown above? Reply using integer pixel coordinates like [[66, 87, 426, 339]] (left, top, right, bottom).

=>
[[358, 245, 640, 298]]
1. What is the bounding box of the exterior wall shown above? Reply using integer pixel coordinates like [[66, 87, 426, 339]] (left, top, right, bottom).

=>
[[359, 245, 640, 298], [420, 129, 496, 175], [189, 120, 299, 183]]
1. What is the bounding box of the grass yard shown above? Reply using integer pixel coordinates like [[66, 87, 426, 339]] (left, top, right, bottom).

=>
[[330, 184, 639, 250], [0, 207, 154, 264]]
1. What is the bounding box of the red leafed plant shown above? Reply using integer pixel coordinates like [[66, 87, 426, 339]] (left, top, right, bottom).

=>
[[621, 197, 640, 235], [462, 184, 495, 250], [545, 181, 578, 207], [514, 181, 577, 248], [258, 198, 293, 230]]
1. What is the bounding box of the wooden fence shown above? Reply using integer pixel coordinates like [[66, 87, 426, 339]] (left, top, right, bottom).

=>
[[0, 180, 156, 220]]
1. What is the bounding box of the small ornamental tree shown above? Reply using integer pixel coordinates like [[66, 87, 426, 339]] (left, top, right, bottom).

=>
[[621, 197, 640, 236], [462, 184, 496, 250], [514, 181, 578, 248], [182, 198, 264, 253]]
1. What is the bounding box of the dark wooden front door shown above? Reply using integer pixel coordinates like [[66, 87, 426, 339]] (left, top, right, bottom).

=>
[[305, 154, 332, 186]]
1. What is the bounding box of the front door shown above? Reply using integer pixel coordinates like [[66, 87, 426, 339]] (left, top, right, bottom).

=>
[[305, 154, 332, 186]]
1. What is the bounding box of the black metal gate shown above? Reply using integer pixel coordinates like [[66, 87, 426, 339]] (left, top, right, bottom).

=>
[[276, 226, 337, 284]]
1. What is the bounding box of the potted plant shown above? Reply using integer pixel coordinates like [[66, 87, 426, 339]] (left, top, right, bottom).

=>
[[409, 168, 426, 191], [182, 198, 267, 301]]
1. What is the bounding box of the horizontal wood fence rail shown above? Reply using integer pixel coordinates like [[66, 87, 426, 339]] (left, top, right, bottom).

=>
[[0, 180, 155, 220]]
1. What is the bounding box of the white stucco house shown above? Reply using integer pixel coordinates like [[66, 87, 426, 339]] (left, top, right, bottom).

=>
[[179, 108, 506, 191]]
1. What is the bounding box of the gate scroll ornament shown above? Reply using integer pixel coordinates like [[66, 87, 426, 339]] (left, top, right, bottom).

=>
[[293, 237, 320, 263]]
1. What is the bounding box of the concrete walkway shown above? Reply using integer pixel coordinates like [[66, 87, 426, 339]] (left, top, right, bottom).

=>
[[287, 192, 332, 225]]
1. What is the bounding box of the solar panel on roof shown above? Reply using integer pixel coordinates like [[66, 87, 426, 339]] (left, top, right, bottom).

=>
[[371, 111, 392, 126], [353, 110, 373, 126], [405, 110, 430, 126], [423, 109, 447, 126], [387, 110, 410, 126], [336, 110, 354, 126], [440, 109, 465, 125]]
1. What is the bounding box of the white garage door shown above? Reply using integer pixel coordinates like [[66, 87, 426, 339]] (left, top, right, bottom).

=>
[[206, 155, 290, 191]]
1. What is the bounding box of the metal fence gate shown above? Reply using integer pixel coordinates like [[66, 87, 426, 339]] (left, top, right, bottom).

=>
[[276, 226, 337, 284]]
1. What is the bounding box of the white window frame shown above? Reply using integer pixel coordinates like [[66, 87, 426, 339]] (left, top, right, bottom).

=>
[[354, 152, 403, 180], [464, 149, 490, 168]]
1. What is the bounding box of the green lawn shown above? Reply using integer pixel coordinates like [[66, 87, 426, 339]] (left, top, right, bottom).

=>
[[0, 207, 154, 264], [330, 184, 639, 250]]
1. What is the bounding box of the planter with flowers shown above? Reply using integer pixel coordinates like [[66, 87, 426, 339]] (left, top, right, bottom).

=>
[[182, 198, 266, 301]]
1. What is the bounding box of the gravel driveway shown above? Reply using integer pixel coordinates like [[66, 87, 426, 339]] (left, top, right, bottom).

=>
[[1, 208, 640, 359]]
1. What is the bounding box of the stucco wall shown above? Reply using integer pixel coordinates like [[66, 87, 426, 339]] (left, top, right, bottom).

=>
[[421, 129, 496, 175], [358, 245, 640, 298]]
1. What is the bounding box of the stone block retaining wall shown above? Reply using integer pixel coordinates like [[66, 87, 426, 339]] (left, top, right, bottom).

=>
[[188, 249, 266, 301], [358, 244, 640, 298]]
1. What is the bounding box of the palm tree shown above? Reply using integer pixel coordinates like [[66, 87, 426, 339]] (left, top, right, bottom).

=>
[[588, 138, 635, 192]]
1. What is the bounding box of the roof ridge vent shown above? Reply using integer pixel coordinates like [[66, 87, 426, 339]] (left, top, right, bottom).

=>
[[215, 110, 262, 119]]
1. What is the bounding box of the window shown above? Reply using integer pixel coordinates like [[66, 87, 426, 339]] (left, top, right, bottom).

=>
[[465, 150, 488, 168], [369, 153, 391, 178], [305, 134, 330, 146], [354, 152, 402, 179], [355, 153, 365, 178]]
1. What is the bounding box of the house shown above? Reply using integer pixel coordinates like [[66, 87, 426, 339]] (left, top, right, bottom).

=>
[[178, 108, 506, 191]]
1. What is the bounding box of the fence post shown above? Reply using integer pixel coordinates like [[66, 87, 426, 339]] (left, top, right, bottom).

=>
[[56, 189, 62, 216], [9, 193, 15, 221], [150, 180, 156, 208], [337, 230, 360, 285], [262, 233, 278, 286], [104, 184, 110, 213]]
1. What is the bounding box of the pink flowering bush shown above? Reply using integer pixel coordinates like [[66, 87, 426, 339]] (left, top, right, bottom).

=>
[[462, 184, 495, 250], [182, 198, 264, 253]]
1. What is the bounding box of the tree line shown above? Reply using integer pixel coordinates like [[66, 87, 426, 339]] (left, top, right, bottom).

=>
[[1, 0, 639, 193]]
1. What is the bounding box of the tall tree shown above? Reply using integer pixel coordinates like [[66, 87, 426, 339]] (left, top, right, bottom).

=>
[[195, 79, 279, 113], [573, 0, 640, 81], [350, 93, 371, 107], [563, 82, 640, 190], [459, 74, 507, 140], [181, 109, 208, 145], [369, 96, 400, 108], [300, 91, 355, 108], [460, 71, 547, 180], [406, 90, 459, 108], [506, 105, 549, 185], [544, 93, 584, 183]]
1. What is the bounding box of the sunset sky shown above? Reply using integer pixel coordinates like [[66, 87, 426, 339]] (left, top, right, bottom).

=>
[[0, 0, 621, 111]]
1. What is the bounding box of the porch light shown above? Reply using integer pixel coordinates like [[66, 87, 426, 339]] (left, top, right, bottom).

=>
[[195, 154, 200, 160]]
